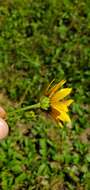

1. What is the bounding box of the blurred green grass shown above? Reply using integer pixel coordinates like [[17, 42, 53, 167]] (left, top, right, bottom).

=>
[[0, 0, 90, 189]]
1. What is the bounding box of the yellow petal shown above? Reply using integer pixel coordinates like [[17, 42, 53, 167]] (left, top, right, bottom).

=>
[[51, 88, 72, 102], [49, 80, 66, 97], [50, 108, 60, 120], [58, 122, 63, 128], [45, 79, 55, 95], [57, 111, 71, 122], [51, 102, 69, 112], [63, 99, 74, 106]]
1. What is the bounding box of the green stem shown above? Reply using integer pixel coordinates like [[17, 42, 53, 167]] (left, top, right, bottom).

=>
[[8, 103, 41, 115], [15, 103, 41, 113]]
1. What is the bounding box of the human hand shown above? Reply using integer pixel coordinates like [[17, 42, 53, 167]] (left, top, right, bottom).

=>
[[0, 107, 9, 140]]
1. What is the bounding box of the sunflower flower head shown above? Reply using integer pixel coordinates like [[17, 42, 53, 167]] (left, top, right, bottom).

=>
[[41, 80, 73, 127]]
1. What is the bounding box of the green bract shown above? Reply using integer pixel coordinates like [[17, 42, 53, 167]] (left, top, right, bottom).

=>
[[40, 96, 50, 110]]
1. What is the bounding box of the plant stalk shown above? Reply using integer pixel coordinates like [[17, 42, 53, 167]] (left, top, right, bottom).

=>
[[14, 103, 41, 113]]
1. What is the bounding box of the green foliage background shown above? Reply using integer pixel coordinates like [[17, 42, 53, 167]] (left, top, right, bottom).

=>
[[0, 0, 90, 189]]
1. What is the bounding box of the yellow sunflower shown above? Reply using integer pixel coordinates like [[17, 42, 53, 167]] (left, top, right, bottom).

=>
[[44, 79, 73, 127]]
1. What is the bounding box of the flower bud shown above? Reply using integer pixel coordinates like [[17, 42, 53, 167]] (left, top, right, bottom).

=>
[[0, 118, 9, 140]]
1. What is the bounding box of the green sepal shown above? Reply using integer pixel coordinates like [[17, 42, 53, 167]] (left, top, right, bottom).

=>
[[40, 96, 50, 110]]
